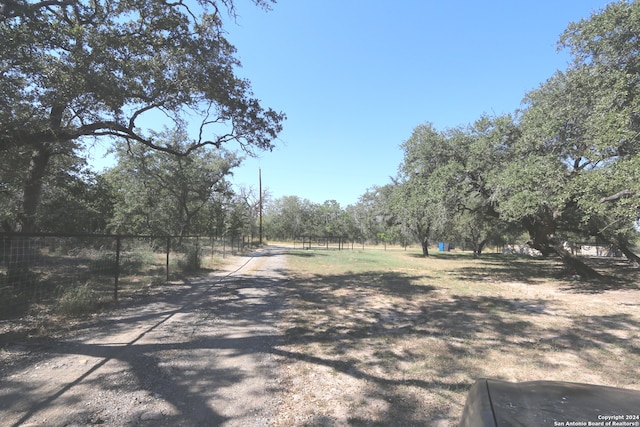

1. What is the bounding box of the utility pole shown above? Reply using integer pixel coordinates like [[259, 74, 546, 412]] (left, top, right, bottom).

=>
[[259, 168, 263, 245]]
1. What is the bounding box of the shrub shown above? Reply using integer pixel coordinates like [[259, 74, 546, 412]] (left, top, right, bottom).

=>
[[88, 253, 118, 275], [89, 248, 156, 276], [177, 245, 202, 272], [120, 249, 155, 275], [55, 282, 100, 316]]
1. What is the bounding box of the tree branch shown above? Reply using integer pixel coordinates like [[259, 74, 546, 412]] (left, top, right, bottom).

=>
[[599, 189, 636, 203], [1, 0, 74, 18]]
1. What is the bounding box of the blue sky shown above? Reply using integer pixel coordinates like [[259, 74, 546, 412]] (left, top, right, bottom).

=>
[[87, 0, 614, 207], [221, 0, 614, 207]]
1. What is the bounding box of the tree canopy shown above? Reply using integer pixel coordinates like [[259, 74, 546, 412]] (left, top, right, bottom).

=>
[[0, 0, 284, 155], [106, 127, 240, 237], [380, 1, 640, 274], [0, 0, 284, 232]]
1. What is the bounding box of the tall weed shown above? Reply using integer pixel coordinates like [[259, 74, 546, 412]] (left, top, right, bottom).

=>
[[55, 282, 100, 316], [177, 245, 202, 272]]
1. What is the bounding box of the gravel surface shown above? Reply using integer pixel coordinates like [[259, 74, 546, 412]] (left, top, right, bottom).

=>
[[0, 246, 289, 427]]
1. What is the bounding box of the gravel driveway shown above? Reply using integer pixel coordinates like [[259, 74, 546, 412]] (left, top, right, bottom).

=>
[[1, 246, 289, 427]]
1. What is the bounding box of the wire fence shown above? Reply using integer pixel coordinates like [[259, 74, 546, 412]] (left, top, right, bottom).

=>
[[0, 232, 257, 318], [292, 236, 351, 250], [290, 236, 418, 251]]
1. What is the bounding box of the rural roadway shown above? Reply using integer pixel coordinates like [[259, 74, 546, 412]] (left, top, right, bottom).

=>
[[1, 246, 290, 427]]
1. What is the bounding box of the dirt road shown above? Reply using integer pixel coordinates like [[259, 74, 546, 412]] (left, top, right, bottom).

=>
[[1, 246, 289, 427]]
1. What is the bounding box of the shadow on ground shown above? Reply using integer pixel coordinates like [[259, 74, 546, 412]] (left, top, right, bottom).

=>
[[270, 253, 640, 425], [1, 268, 286, 426], [1, 249, 639, 426]]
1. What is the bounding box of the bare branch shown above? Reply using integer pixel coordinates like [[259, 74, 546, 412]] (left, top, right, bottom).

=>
[[599, 189, 636, 203], [128, 102, 167, 129], [165, 0, 198, 21]]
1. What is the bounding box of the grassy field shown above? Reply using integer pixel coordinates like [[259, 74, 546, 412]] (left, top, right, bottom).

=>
[[274, 248, 640, 426]]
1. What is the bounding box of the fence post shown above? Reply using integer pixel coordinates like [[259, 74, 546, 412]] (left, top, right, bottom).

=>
[[166, 237, 171, 281], [114, 235, 121, 301], [195, 236, 200, 267]]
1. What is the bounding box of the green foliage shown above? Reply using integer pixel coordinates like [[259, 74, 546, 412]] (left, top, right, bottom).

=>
[[105, 128, 241, 236], [0, 145, 30, 228], [392, 123, 448, 254], [0, 0, 283, 154], [88, 247, 155, 276], [121, 249, 156, 274], [346, 186, 403, 243], [36, 164, 114, 233], [493, 154, 568, 222], [390, 117, 517, 255], [177, 245, 202, 272], [497, 1, 640, 262], [0, 145, 114, 233], [0, 0, 283, 232], [560, 1, 640, 76], [2, 0, 638, 270], [223, 186, 262, 240], [384, 3, 640, 267], [263, 195, 391, 243]]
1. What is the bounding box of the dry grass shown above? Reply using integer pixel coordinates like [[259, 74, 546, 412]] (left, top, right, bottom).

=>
[[273, 249, 640, 426], [0, 249, 230, 344]]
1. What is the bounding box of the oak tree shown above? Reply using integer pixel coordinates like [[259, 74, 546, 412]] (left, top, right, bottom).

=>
[[105, 127, 240, 237], [0, 0, 284, 232]]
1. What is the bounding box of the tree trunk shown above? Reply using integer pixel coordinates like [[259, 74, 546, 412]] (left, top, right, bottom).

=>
[[522, 213, 601, 279], [551, 242, 602, 279], [6, 144, 53, 286], [615, 241, 640, 266], [592, 232, 640, 266], [21, 144, 51, 232], [473, 239, 487, 258], [618, 244, 640, 266], [421, 238, 429, 256]]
